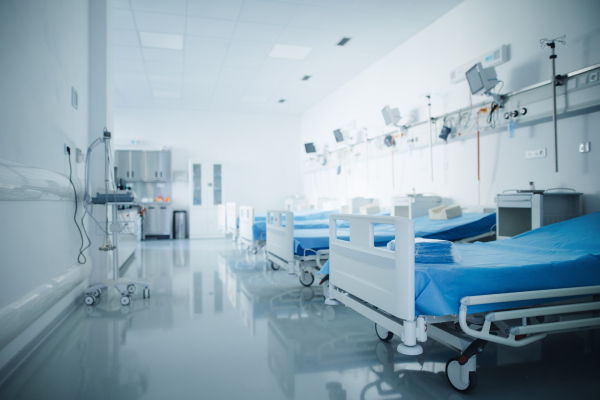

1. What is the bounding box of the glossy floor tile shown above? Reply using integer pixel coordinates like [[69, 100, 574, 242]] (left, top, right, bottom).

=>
[[1, 239, 599, 399]]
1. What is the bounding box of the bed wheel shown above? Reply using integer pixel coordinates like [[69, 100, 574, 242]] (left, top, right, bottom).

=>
[[375, 323, 393, 342], [299, 271, 314, 287], [270, 261, 280, 271], [445, 357, 477, 392]]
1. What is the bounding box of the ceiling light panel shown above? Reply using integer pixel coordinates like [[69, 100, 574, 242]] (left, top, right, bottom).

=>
[[134, 11, 185, 35], [186, 17, 237, 39], [139, 31, 183, 50], [239, 0, 297, 25], [187, 0, 244, 21], [268, 44, 312, 60]]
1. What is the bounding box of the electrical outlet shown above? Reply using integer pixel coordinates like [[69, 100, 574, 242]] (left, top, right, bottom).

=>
[[579, 142, 591, 153], [578, 74, 589, 87], [76, 148, 84, 163], [71, 87, 78, 109], [64, 144, 69, 155], [525, 148, 546, 159], [590, 70, 598, 84]]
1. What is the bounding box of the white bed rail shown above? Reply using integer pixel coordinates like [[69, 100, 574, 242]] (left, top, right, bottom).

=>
[[226, 202, 237, 237], [459, 285, 600, 347], [239, 206, 254, 245], [328, 214, 415, 321], [218, 204, 226, 234], [266, 210, 294, 268]]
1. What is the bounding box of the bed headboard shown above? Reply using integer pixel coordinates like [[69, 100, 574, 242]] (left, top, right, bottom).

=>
[[266, 210, 294, 266], [239, 206, 254, 243], [328, 214, 415, 321]]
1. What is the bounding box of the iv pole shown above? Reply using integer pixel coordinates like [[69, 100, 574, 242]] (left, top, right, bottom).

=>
[[540, 35, 566, 173], [427, 95, 433, 182]]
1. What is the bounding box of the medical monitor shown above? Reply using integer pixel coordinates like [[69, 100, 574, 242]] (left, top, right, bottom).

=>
[[382, 105, 401, 126], [304, 142, 316, 153], [333, 129, 344, 142], [466, 62, 498, 95]]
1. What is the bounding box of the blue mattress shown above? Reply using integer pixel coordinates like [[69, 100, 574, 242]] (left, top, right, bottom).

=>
[[327, 213, 600, 317], [296, 212, 495, 256], [251, 210, 339, 241]]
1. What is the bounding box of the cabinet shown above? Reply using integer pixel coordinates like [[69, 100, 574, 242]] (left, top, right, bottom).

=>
[[189, 161, 224, 239], [114, 150, 171, 181]]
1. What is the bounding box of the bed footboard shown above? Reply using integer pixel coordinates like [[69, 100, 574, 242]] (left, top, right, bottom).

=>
[[266, 210, 294, 270]]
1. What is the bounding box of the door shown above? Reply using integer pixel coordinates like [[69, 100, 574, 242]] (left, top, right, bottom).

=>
[[145, 151, 160, 181], [116, 151, 130, 180], [158, 151, 171, 181], [130, 151, 145, 181], [189, 161, 224, 239]]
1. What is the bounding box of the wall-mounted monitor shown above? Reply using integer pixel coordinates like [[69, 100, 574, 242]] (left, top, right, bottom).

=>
[[466, 62, 498, 95], [333, 129, 344, 142], [304, 142, 316, 153], [382, 105, 401, 126]]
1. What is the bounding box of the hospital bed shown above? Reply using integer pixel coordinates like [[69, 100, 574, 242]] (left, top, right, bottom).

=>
[[267, 209, 497, 288], [324, 212, 600, 392], [226, 202, 238, 240], [218, 204, 226, 235]]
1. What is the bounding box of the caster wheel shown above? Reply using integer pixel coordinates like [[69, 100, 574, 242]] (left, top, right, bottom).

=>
[[375, 323, 394, 342], [84, 305, 95, 315], [299, 271, 314, 287], [143, 288, 150, 299], [90, 289, 100, 298], [127, 284, 136, 294], [445, 357, 477, 392], [84, 295, 95, 305], [120, 296, 131, 306], [270, 261, 280, 271]]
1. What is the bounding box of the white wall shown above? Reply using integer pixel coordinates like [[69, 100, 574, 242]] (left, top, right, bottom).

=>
[[300, 0, 600, 213], [114, 109, 303, 214], [0, 0, 90, 310]]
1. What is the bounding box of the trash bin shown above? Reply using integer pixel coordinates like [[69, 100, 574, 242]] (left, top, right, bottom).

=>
[[173, 210, 187, 239]]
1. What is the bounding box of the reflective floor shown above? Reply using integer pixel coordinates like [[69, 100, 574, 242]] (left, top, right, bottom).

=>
[[1, 239, 599, 400]]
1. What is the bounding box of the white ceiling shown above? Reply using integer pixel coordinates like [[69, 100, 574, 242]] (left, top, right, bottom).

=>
[[113, 0, 463, 114]]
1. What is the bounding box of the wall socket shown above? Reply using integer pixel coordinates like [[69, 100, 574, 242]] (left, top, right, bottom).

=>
[[579, 142, 591, 153], [64, 143, 70, 155], [525, 148, 546, 159]]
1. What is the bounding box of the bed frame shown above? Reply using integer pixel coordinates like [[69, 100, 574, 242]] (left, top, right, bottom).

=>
[[239, 206, 264, 254], [266, 209, 329, 287], [325, 213, 600, 393], [217, 204, 226, 235], [226, 202, 238, 240]]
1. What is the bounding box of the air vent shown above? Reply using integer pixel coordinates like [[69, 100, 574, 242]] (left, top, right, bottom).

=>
[[337, 38, 351, 46], [279, 99, 286, 103], [302, 75, 311, 81]]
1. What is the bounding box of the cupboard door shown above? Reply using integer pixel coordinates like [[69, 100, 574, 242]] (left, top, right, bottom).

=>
[[116, 151, 130, 180], [145, 151, 159, 181], [130, 151, 145, 181], [158, 151, 171, 181]]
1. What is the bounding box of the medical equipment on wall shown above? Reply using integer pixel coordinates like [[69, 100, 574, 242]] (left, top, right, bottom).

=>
[[304, 142, 316, 153], [83, 129, 150, 307], [466, 62, 499, 97], [333, 129, 344, 142], [382, 105, 416, 128], [540, 35, 566, 172]]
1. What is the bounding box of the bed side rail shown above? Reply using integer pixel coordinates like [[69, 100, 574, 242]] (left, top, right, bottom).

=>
[[266, 210, 294, 266], [217, 204, 226, 234], [239, 206, 254, 243], [459, 285, 600, 347], [226, 202, 237, 235], [328, 213, 415, 321]]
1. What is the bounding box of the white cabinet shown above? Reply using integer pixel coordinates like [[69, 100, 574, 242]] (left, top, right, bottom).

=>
[[145, 151, 171, 181], [189, 161, 224, 239]]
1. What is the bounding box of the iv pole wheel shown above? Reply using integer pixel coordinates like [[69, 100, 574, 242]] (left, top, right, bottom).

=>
[[84, 295, 96, 305], [120, 296, 131, 306], [127, 284, 136, 294], [143, 288, 150, 299]]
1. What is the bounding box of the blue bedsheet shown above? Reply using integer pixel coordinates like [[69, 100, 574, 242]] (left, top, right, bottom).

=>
[[251, 210, 339, 241], [326, 213, 600, 317]]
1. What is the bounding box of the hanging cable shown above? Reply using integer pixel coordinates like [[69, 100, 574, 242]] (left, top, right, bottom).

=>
[[67, 149, 87, 264]]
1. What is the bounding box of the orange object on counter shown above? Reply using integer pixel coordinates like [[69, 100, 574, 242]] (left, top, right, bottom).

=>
[[165, 197, 171, 202]]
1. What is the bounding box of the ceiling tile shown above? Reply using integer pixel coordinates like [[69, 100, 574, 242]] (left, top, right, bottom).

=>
[[254, 67, 293, 82], [352, 0, 415, 15], [143, 48, 184, 63], [261, 57, 302, 71], [114, 57, 146, 73], [153, 98, 182, 109], [114, 29, 140, 46], [238, 1, 297, 25], [232, 22, 284, 43], [184, 64, 222, 79], [216, 77, 253, 88], [115, 0, 131, 10], [134, 11, 186, 35], [186, 36, 230, 55], [288, 5, 346, 30], [130, 0, 186, 14], [115, 77, 150, 90], [223, 54, 265, 69], [149, 81, 183, 92], [183, 86, 214, 101], [187, 0, 244, 20], [114, 70, 148, 82], [301, 0, 359, 7], [186, 16, 237, 38], [276, 27, 329, 47], [218, 66, 258, 80], [145, 61, 183, 75], [183, 99, 211, 110], [139, 31, 184, 49], [114, 9, 136, 30], [114, 45, 144, 61], [227, 40, 275, 57], [185, 52, 227, 66]]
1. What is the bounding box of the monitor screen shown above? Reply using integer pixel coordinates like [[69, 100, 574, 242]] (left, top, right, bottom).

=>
[[304, 143, 316, 153], [466, 64, 484, 94], [333, 129, 344, 142]]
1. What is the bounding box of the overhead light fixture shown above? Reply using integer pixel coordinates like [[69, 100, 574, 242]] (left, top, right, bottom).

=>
[[278, 99, 286, 103], [139, 31, 183, 50], [153, 90, 181, 98], [241, 95, 268, 103], [337, 37, 351, 46], [302, 75, 311, 81], [268, 44, 312, 60]]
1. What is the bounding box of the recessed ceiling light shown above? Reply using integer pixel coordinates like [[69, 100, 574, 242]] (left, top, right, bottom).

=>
[[278, 99, 285, 103], [241, 95, 268, 103], [139, 32, 183, 50], [302, 75, 311, 81], [337, 38, 351, 46], [268, 44, 312, 60], [153, 91, 181, 98]]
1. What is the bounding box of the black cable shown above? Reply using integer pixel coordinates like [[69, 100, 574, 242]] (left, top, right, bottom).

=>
[[68, 150, 87, 264]]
